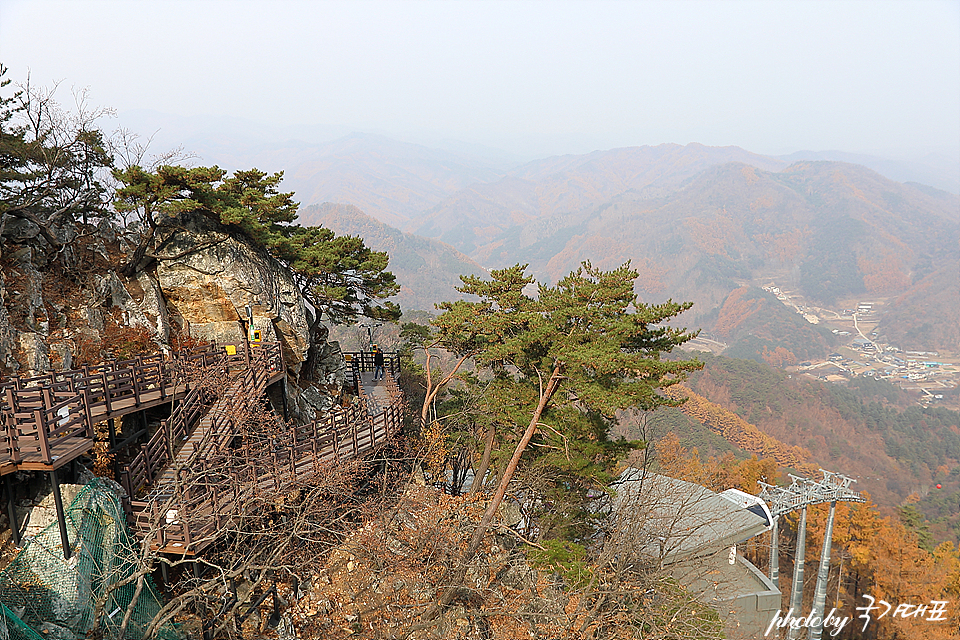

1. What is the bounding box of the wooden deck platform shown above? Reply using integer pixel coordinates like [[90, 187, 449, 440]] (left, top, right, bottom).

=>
[[0, 343, 284, 476], [2, 343, 402, 559]]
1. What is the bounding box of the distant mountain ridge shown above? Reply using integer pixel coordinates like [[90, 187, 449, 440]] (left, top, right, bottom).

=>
[[115, 116, 958, 355], [413, 143, 787, 253], [778, 149, 960, 195], [299, 203, 486, 312], [298, 153, 958, 355], [120, 109, 959, 197], [280, 134, 505, 228], [459, 159, 959, 353]]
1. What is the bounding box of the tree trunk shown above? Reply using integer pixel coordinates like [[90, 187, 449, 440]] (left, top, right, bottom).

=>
[[427, 362, 564, 617], [121, 223, 157, 277], [468, 424, 495, 494], [118, 573, 145, 639], [419, 347, 472, 430]]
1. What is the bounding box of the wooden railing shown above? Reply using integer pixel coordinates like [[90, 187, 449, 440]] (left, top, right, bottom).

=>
[[344, 351, 399, 397], [128, 368, 404, 554], [0, 342, 282, 474], [1, 338, 402, 556], [343, 351, 400, 374]]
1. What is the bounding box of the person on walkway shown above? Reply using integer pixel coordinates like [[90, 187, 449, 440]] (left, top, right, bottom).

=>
[[373, 345, 385, 381]]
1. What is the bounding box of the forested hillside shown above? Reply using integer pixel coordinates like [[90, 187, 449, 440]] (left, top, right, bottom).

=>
[[877, 262, 960, 352], [301, 143, 957, 355], [673, 354, 960, 525], [414, 143, 785, 253], [134, 130, 958, 356], [711, 286, 839, 362]]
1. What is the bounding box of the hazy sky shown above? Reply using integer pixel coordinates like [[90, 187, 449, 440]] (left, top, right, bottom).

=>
[[1, 0, 958, 159]]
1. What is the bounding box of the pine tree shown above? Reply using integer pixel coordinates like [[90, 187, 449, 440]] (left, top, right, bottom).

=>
[[426, 261, 703, 615]]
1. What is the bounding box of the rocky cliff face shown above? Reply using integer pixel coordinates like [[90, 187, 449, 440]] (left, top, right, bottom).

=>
[[0, 217, 345, 419], [154, 216, 311, 372]]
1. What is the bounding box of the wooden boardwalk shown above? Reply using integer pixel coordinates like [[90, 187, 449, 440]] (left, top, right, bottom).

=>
[[1, 343, 402, 556], [0, 344, 276, 475], [119, 345, 284, 498]]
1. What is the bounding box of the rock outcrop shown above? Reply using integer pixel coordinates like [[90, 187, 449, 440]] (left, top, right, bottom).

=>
[[0, 216, 347, 416], [155, 217, 311, 372]]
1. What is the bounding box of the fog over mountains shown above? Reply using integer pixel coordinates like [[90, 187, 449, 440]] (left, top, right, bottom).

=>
[[120, 111, 960, 357]]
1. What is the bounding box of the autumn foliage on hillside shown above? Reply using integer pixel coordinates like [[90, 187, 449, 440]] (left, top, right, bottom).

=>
[[858, 251, 911, 295], [682, 354, 960, 513], [712, 286, 762, 339], [655, 432, 780, 494], [684, 212, 739, 257], [761, 345, 797, 368], [878, 263, 960, 353], [664, 384, 816, 473], [755, 228, 804, 264], [709, 286, 838, 362], [290, 484, 725, 640], [802, 499, 960, 640]]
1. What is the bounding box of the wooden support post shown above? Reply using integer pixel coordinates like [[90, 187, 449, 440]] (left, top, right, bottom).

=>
[[142, 443, 152, 483], [352, 420, 359, 457], [102, 372, 113, 413], [159, 361, 167, 400], [5, 476, 19, 546], [35, 408, 52, 464], [82, 387, 93, 438], [41, 386, 53, 413], [133, 357, 142, 406], [121, 469, 132, 498], [4, 388, 20, 465], [50, 468, 71, 560]]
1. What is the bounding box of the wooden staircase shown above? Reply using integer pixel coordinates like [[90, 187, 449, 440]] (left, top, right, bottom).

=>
[[125, 349, 403, 555]]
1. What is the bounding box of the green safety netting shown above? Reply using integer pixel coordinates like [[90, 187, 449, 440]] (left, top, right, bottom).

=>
[[0, 601, 44, 640], [0, 479, 180, 640]]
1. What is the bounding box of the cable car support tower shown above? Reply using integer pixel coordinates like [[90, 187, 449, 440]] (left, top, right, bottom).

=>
[[759, 470, 865, 640]]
